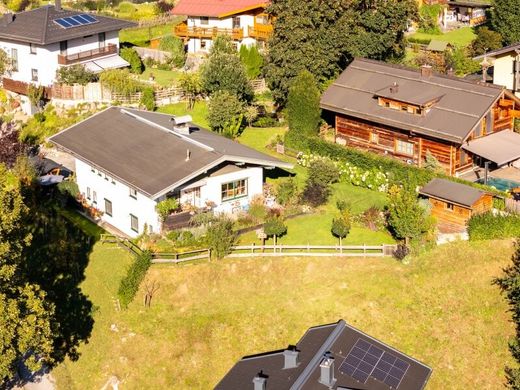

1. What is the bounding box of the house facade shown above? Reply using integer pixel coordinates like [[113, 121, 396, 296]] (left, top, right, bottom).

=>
[[49, 107, 292, 237], [171, 0, 272, 53], [475, 43, 520, 98], [423, 0, 489, 28], [0, 2, 134, 112], [321, 59, 520, 177]]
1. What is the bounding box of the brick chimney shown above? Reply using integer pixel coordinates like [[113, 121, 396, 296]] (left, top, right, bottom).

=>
[[421, 64, 433, 78]]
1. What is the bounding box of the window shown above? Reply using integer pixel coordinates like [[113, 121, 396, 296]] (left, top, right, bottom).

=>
[[29, 43, 36, 54], [104, 199, 112, 217], [401, 105, 408, 112], [221, 179, 247, 201], [232, 16, 241, 29], [395, 139, 414, 156], [86, 187, 91, 200], [98, 32, 105, 48], [200, 16, 209, 25], [31, 68, 38, 82], [129, 187, 137, 199], [90, 167, 95, 173], [92, 191, 97, 204], [384, 101, 390, 108], [11, 48, 17, 71], [446, 202, 454, 211], [200, 40, 207, 49], [370, 132, 379, 144], [130, 214, 138, 233], [59, 41, 67, 55]]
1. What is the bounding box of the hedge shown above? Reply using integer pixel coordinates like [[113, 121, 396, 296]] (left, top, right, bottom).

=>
[[284, 130, 506, 196], [117, 250, 152, 308], [406, 37, 432, 45], [468, 212, 520, 241]]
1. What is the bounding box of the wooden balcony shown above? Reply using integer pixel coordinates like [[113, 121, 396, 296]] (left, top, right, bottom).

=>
[[57, 43, 117, 65], [175, 22, 244, 41], [248, 24, 273, 41]]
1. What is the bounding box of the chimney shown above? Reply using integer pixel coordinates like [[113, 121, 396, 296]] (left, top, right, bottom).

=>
[[283, 346, 300, 369], [3, 13, 14, 26], [390, 81, 399, 94], [186, 149, 191, 161], [55, 0, 62, 11], [252, 374, 266, 390], [319, 355, 336, 388], [171, 115, 193, 135], [421, 65, 433, 78]]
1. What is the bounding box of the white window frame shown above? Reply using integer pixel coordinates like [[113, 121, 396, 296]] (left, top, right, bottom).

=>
[[130, 214, 139, 233], [221, 179, 248, 202], [395, 139, 414, 156]]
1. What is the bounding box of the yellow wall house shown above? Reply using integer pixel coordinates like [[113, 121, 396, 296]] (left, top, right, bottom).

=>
[[475, 43, 520, 98]]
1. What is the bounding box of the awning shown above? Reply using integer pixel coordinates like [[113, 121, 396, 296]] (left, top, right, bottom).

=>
[[462, 130, 520, 166], [82, 55, 130, 73]]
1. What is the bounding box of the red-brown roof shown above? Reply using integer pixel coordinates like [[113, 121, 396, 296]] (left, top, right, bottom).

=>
[[172, 0, 268, 18]]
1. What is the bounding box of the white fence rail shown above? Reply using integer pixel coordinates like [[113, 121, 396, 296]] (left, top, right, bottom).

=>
[[227, 244, 397, 258]]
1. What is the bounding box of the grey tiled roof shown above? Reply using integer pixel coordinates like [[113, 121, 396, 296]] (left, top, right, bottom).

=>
[[419, 178, 486, 207], [0, 5, 135, 45]]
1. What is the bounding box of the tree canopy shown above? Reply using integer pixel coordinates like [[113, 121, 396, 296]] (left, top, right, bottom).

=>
[[491, 0, 520, 45], [265, 0, 418, 106]]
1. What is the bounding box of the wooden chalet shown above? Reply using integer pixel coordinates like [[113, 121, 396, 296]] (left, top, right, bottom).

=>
[[419, 178, 493, 232], [321, 58, 520, 177]]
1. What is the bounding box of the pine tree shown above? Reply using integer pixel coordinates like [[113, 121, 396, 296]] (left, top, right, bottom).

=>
[[287, 70, 321, 136]]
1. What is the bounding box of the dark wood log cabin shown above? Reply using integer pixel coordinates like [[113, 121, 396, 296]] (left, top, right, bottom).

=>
[[321, 58, 520, 176], [419, 178, 493, 232]]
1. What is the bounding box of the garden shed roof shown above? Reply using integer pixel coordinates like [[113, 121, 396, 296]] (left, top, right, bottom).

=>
[[419, 178, 486, 208]]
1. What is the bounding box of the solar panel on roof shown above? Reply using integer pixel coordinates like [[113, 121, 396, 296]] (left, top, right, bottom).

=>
[[339, 339, 410, 389], [53, 14, 99, 29]]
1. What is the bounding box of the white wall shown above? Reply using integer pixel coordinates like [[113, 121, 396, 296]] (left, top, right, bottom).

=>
[[0, 30, 119, 86], [75, 159, 161, 237], [493, 54, 515, 91]]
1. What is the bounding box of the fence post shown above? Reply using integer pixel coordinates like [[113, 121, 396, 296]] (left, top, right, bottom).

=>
[[252, 242, 255, 254], [363, 243, 366, 257]]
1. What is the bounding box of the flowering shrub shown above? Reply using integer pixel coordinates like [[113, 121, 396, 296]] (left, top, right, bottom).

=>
[[297, 153, 388, 192]]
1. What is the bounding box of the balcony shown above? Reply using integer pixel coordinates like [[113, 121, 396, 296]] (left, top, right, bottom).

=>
[[175, 22, 244, 41], [57, 43, 118, 65], [248, 24, 273, 41]]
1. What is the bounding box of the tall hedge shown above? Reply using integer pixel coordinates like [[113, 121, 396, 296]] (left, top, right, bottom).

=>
[[287, 71, 321, 136], [468, 213, 520, 241], [117, 251, 152, 308]]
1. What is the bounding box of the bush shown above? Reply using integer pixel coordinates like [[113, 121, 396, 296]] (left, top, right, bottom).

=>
[[252, 116, 278, 128], [301, 181, 330, 207], [468, 212, 520, 241], [361, 206, 383, 231], [331, 215, 351, 245], [406, 37, 432, 45], [418, 4, 442, 34], [393, 244, 410, 261], [100, 69, 143, 96], [248, 196, 268, 223], [239, 44, 264, 79], [205, 218, 236, 259], [117, 251, 152, 308], [308, 158, 339, 187], [275, 178, 298, 206], [207, 91, 244, 136], [57, 180, 79, 199], [287, 70, 321, 136], [56, 64, 97, 85], [159, 35, 186, 68], [470, 27, 503, 57], [140, 87, 155, 111], [155, 197, 179, 221], [120, 47, 144, 74], [263, 216, 287, 243]]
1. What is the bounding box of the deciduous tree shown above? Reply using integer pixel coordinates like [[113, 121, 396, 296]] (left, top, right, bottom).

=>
[[491, 0, 520, 45]]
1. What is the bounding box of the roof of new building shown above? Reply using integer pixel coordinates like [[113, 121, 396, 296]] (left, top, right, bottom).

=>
[[0, 5, 136, 45], [419, 178, 486, 208], [320, 58, 508, 144], [172, 0, 268, 18], [216, 319, 432, 390], [474, 41, 520, 60], [48, 107, 292, 199]]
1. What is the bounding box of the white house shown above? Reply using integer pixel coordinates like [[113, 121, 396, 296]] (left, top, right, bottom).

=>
[[171, 0, 273, 53], [474, 43, 520, 98], [49, 107, 293, 237], [0, 1, 135, 112]]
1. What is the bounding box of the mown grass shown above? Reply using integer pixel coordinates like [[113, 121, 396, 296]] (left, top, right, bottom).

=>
[[158, 101, 210, 129], [120, 20, 183, 46], [408, 26, 476, 47], [53, 239, 515, 389], [138, 67, 182, 87]]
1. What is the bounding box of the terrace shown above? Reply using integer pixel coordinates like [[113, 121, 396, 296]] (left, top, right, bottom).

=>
[[175, 22, 244, 41], [57, 43, 118, 65]]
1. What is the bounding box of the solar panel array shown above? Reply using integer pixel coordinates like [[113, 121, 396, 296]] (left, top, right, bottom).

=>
[[339, 339, 410, 389], [53, 14, 98, 29]]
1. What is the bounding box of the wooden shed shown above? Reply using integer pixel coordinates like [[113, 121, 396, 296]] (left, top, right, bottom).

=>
[[419, 178, 493, 232]]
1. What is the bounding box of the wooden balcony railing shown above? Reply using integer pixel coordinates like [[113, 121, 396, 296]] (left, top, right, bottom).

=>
[[57, 43, 118, 65], [248, 24, 273, 41], [175, 23, 244, 40]]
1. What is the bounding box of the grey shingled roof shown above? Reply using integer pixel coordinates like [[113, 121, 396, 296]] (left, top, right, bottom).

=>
[[48, 107, 292, 199], [0, 5, 135, 45], [215, 320, 432, 390], [419, 178, 486, 208], [321, 58, 506, 144], [474, 41, 520, 60]]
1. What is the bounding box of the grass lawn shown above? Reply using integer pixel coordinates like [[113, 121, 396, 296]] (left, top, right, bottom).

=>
[[139, 67, 182, 87], [120, 21, 182, 46], [408, 26, 476, 47], [52, 239, 515, 389], [158, 101, 210, 129]]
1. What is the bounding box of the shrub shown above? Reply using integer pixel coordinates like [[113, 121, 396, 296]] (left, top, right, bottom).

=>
[[248, 196, 268, 223], [470, 27, 503, 57], [239, 44, 264, 79], [100, 69, 143, 96], [307, 158, 339, 187], [155, 197, 179, 221], [120, 47, 144, 74], [207, 90, 244, 135], [331, 215, 351, 245], [406, 37, 432, 45], [117, 251, 152, 308], [27, 84, 45, 109], [56, 64, 97, 85], [140, 87, 155, 111], [287, 70, 321, 136], [205, 218, 236, 259], [393, 244, 410, 261], [361, 206, 383, 231], [336, 200, 351, 214], [263, 217, 287, 244], [252, 116, 278, 128], [275, 178, 298, 206], [468, 212, 520, 241], [301, 181, 330, 207], [159, 35, 186, 68], [190, 212, 217, 227], [57, 181, 79, 199]]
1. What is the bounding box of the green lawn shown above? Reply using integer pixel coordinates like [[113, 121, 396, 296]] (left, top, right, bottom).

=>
[[408, 26, 476, 47], [120, 21, 183, 46], [139, 67, 182, 87], [52, 239, 515, 389], [158, 101, 210, 129]]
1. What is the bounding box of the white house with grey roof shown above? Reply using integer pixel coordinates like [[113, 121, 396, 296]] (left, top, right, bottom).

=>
[[0, 1, 135, 112], [49, 107, 293, 237]]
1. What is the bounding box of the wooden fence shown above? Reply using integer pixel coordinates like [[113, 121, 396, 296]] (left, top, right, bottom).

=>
[[227, 244, 398, 258]]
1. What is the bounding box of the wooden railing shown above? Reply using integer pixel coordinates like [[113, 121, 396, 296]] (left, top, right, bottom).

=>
[[228, 244, 397, 257], [57, 43, 117, 65], [175, 23, 243, 40], [151, 249, 211, 264], [248, 24, 273, 41]]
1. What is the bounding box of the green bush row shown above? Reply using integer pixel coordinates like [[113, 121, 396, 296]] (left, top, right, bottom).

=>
[[406, 37, 432, 45], [117, 251, 152, 308], [468, 212, 520, 241], [284, 130, 506, 195]]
